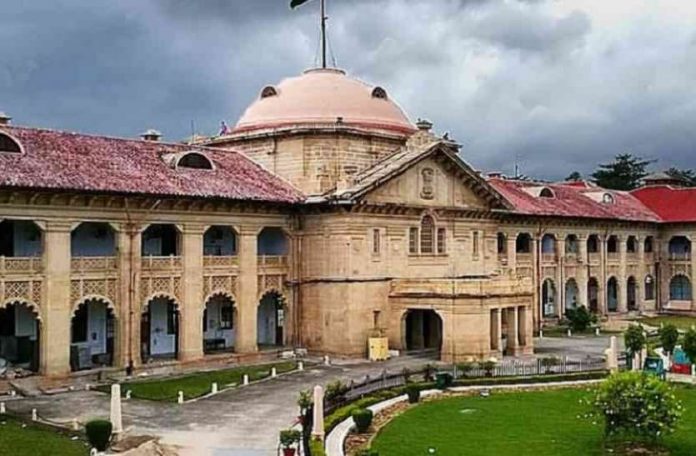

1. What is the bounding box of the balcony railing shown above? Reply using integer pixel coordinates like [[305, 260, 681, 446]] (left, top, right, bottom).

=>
[[587, 252, 600, 264], [71, 256, 117, 273], [0, 256, 43, 274], [141, 256, 182, 271], [669, 252, 691, 261], [606, 252, 620, 262], [258, 255, 289, 268], [541, 253, 557, 264], [203, 255, 239, 268]]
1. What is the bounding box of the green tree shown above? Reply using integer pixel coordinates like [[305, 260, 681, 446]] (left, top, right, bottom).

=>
[[591, 154, 654, 190], [682, 327, 696, 363], [565, 171, 583, 182], [658, 324, 680, 355], [586, 371, 682, 439], [624, 324, 646, 356]]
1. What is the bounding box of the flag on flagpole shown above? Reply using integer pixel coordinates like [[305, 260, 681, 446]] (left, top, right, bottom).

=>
[[290, 0, 313, 9]]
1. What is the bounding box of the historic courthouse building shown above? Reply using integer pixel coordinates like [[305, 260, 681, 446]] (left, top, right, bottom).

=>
[[0, 67, 694, 377]]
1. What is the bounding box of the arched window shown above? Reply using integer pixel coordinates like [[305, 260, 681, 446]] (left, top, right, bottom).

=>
[[371, 87, 388, 100], [177, 152, 214, 170], [541, 234, 556, 254], [607, 235, 619, 253], [607, 277, 618, 312], [260, 86, 278, 98], [669, 236, 691, 259], [516, 233, 532, 254], [0, 133, 21, 153], [542, 279, 557, 317], [670, 275, 692, 301], [644, 275, 655, 301], [497, 233, 507, 255], [539, 187, 554, 198], [626, 236, 638, 253], [587, 234, 600, 254], [565, 234, 579, 254], [602, 193, 615, 204], [420, 216, 435, 254], [644, 236, 654, 253]]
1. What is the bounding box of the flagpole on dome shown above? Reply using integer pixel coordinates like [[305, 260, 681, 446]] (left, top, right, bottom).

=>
[[291, 0, 328, 69]]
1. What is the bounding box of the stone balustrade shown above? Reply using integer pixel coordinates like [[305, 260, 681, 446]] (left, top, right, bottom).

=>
[[70, 256, 118, 273], [141, 255, 183, 271], [0, 256, 43, 275]]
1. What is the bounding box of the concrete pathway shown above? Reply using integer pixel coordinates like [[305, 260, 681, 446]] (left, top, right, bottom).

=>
[[4, 356, 433, 456]]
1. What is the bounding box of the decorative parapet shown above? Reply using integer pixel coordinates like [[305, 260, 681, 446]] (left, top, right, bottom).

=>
[[203, 255, 239, 269], [71, 256, 117, 273], [204, 275, 237, 300], [0, 279, 42, 307], [141, 256, 182, 272], [389, 276, 533, 299], [70, 278, 118, 307], [0, 257, 43, 275], [140, 276, 182, 303], [257, 274, 287, 298]]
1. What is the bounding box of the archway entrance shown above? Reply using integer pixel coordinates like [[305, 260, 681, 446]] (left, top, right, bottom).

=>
[[588, 278, 599, 313], [404, 309, 443, 353], [203, 294, 235, 354], [257, 291, 285, 347], [70, 298, 115, 371], [0, 302, 40, 373], [141, 297, 179, 362], [541, 279, 557, 318], [627, 277, 637, 311], [565, 279, 579, 313]]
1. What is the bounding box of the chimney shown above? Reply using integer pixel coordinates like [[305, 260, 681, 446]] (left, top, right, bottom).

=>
[[416, 118, 433, 132], [0, 112, 12, 126], [140, 129, 162, 142]]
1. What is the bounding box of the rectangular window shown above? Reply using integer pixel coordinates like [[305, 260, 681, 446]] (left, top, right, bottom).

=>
[[167, 302, 177, 335], [72, 305, 88, 343], [437, 228, 446, 254], [409, 228, 418, 254], [373, 229, 381, 255], [221, 304, 234, 329], [473, 231, 480, 256]]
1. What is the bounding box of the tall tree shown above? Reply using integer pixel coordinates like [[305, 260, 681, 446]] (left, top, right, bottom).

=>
[[565, 171, 582, 182], [591, 153, 654, 190], [666, 167, 696, 187]]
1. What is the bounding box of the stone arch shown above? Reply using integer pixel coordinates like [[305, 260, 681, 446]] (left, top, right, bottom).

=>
[[70, 296, 116, 371], [607, 276, 619, 312], [401, 308, 444, 356], [0, 299, 41, 372], [541, 278, 557, 318], [565, 278, 580, 311], [0, 298, 41, 320], [141, 294, 180, 361], [587, 277, 600, 313], [257, 290, 287, 347], [627, 276, 638, 311], [203, 292, 236, 354], [670, 274, 692, 301]]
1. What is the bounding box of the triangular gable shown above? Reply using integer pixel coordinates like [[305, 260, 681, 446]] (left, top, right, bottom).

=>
[[333, 140, 512, 210]]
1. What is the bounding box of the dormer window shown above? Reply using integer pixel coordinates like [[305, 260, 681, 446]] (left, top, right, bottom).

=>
[[0, 132, 22, 153], [176, 152, 214, 170], [602, 193, 615, 204], [260, 86, 278, 99], [371, 87, 388, 100], [539, 187, 554, 198]]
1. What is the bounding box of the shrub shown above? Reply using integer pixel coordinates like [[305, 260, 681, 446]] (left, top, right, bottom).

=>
[[85, 419, 112, 452], [565, 306, 596, 332], [405, 384, 420, 404], [352, 408, 374, 433], [624, 324, 647, 355], [309, 438, 326, 456], [659, 324, 680, 355], [683, 327, 696, 363], [481, 360, 497, 377], [356, 450, 380, 456], [585, 371, 682, 440], [324, 380, 349, 403], [279, 429, 301, 449], [540, 356, 560, 373], [297, 389, 312, 413], [457, 361, 477, 378]]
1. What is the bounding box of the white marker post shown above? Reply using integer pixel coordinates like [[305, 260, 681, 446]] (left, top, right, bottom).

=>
[[311, 385, 325, 441], [110, 384, 123, 435]]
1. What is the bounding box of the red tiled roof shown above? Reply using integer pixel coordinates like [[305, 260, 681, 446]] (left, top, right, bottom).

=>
[[488, 178, 661, 222], [0, 126, 304, 203], [631, 186, 696, 223]]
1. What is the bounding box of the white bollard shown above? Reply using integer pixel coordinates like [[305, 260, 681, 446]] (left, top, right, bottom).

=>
[[539, 329, 543, 339], [211, 382, 218, 394], [324, 355, 331, 366], [177, 391, 184, 404], [85, 384, 90, 391], [243, 374, 249, 386], [0, 403, 5, 414], [31, 409, 37, 421], [72, 419, 79, 431], [311, 385, 325, 441], [595, 327, 600, 336], [90, 448, 98, 456], [110, 384, 123, 435], [271, 367, 277, 378], [125, 390, 132, 400], [692, 364, 695, 377], [298, 361, 304, 371], [10, 390, 15, 397], [567, 329, 572, 337]]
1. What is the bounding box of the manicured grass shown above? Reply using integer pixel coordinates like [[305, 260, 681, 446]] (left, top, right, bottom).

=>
[[637, 315, 696, 331], [0, 417, 87, 456], [114, 361, 297, 401], [371, 386, 696, 456]]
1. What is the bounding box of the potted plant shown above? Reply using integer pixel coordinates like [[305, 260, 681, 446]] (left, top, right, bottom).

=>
[[297, 390, 312, 425], [279, 429, 301, 456]]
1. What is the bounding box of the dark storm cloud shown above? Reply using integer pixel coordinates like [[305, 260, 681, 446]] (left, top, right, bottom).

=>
[[1, 0, 695, 180]]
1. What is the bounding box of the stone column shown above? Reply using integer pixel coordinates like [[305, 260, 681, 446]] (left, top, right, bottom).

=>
[[506, 307, 519, 355], [506, 234, 517, 274], [236, 226, 259, 353], [490, 309, 501, 352], [115, 225, 139, 369], [42, 221, 73, 376], [518, 306, 533, 355], [577, 235, 588, 307], [637, 236, 645, 308], [179, 224, 205, 362], [599, 235, 607, 315], [555, 237, 565, 318], [618, 236, 627, 313]]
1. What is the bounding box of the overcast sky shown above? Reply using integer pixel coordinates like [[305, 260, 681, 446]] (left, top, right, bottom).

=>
[[2, 0, 696, 179]]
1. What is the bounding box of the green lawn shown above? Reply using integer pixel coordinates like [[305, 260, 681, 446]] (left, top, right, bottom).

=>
[[0, 417, 87, 456], [371, 386, 696, 456], [637, 315, 696, 331], [114, 361, 297, 401]]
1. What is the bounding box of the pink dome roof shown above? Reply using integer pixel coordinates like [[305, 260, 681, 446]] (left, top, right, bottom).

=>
[[233, 68, 416, 135]]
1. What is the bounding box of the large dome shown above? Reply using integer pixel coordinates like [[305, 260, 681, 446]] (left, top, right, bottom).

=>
[[233, 68, 416, 135]]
